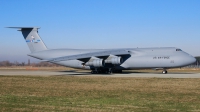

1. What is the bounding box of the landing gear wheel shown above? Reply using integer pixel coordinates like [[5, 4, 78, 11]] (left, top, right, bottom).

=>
[[91, 70, 98, 74], [108, 71, 112, 74], [106, 68, 113, 74], [162, 70, 168, 74], [112, 70, 122, 73]]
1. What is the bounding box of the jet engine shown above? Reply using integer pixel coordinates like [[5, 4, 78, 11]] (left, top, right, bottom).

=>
[[85, 59, 105, 67], [105, 56, 123, 65]]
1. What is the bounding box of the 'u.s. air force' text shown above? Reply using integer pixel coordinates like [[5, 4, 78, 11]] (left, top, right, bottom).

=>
[[153, 56, 170, 59]]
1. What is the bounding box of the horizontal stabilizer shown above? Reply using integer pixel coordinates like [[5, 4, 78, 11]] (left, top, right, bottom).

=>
[[7, 27, 40, 29]]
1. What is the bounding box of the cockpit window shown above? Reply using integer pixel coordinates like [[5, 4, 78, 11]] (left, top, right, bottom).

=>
[[176, 49, 182, 51]]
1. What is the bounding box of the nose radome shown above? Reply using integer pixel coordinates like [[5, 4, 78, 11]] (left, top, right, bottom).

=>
[[186, 55, 196, 65]]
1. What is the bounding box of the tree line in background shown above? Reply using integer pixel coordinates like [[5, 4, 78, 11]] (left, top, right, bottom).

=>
[[0, 61, 61, 67]]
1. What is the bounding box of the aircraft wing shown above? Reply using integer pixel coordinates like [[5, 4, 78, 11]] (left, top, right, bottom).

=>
[[44, 49, 130, 63]]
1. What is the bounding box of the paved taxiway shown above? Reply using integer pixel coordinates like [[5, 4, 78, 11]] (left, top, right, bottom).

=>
[[0, 70, 200, 78]]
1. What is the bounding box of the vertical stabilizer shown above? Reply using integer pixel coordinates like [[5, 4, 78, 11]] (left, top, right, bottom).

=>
[[8, 27, 47, 52]]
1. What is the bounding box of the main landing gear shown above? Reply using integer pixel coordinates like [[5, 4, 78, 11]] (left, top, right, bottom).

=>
[[91, 70, 98, 74], [91, 68, 121, 74], [91, 69, 113, 74], [106, 68, 113, 74]]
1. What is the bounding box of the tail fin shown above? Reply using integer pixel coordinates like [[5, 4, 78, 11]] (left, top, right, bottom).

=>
[[7, 27, 48, 52]]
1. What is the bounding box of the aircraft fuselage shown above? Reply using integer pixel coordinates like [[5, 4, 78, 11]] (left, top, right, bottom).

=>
[[28, 47, 196, 70]]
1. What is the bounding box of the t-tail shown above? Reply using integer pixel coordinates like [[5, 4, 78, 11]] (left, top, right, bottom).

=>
[[7, 27, 48, 52]]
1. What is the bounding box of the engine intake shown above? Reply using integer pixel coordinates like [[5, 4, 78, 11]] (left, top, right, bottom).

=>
[[85, 59, 105, 67], [105, 57, 123, 65]]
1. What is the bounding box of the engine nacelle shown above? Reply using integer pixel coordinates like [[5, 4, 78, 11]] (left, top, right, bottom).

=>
[[85, 59, 105, 67], [105, 57, 123, 65]]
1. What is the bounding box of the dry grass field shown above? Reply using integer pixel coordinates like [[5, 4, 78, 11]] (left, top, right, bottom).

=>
[[0, 75, 200, 112]]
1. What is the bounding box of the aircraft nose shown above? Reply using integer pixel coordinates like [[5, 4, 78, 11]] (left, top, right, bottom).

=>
[[187, 56, 196, 65]]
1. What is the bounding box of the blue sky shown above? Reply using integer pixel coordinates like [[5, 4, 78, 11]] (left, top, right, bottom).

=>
[[0, 0, 200, 62]]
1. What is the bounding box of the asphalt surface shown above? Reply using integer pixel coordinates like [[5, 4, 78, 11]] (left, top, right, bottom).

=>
[[0, 70, 200, 78]]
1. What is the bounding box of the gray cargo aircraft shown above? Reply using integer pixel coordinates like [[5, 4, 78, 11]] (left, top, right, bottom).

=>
[[8, 27, 196, 74]]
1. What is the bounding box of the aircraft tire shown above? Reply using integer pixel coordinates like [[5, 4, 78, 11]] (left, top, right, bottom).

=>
[[108, 71, 112, 74], [91, 71, 96, 74], [162, 70, 167, 74]]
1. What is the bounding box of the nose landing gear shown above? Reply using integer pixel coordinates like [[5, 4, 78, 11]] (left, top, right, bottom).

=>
[[162, 70, 168, 74]]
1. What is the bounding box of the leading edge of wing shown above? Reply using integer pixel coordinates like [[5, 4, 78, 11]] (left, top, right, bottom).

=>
[[44, 50, 131, 62]]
